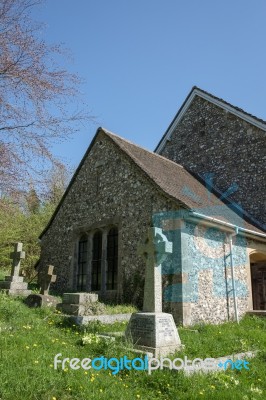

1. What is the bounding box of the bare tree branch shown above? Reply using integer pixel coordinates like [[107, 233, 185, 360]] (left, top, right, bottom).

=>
[[0, 0, 92, 202]]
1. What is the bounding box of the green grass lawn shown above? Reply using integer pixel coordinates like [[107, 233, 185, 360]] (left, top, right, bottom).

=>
[[0, 293, 265, 400]]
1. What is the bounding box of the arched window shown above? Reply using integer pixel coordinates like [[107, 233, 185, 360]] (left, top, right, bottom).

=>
[[77, 234, 88, 291], [107, 227, 118, 290], [91, 231, 102, 291]]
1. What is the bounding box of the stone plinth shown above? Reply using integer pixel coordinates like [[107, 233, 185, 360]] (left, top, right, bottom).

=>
[[126, 312, 182, 357], [58, 292, 99, 316], [24, 294, 59, 308], [0, 276, 31, 297]]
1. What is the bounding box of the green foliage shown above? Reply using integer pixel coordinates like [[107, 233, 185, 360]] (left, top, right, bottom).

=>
[[0, 198, 55, 279]]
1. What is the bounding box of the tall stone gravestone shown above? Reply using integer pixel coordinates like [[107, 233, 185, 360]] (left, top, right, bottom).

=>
[[0, 242, 31, 296], [125, 227, 182, 357], [25, 265, 59, 308]]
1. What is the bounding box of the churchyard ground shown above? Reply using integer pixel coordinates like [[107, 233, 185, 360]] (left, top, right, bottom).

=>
[[0, 293, 265, 400]]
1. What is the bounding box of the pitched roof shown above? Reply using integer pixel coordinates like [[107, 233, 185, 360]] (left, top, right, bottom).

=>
[[40, 127, 265, 238], [155, 86, 266, 153]]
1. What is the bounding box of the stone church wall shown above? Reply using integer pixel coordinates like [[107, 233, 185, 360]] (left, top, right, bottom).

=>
[[160, 96, 266, 229], [40, 132, 178, 307], [152, 214, 250, 325]]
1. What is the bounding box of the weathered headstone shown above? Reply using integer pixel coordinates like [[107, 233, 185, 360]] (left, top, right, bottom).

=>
[[58, 292, 99, 316], [126, 227, 183, 357], [25, 265, 58, 308], [39, 265, 57, 295], [0, 242, 31, 296], [10, 242, 25, 277]]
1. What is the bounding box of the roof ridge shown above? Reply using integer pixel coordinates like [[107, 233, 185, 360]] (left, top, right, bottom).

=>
[[101, 127, 186, 169]]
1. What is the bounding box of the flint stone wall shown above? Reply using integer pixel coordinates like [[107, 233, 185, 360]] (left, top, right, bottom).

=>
[[160, 96, 266, 228]]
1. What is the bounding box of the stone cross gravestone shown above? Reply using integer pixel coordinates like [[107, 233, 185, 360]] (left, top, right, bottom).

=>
[[25, 265, 58, 308], [10, 242, 25, 277], [139, 227, 173, 313], [126, 227, 182, 357], [0, 242, 31, 296], [39, 265, 57, 295]]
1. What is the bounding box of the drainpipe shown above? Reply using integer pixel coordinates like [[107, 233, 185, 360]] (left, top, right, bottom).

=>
[[228, 227, 239, 323]]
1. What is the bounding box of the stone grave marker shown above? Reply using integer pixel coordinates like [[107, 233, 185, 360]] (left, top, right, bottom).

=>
[[0, 242, 31, 296], [58, 292, 99, 316], [25, 265, 58, 308], [40, 265, 57, 295], [125, 227, 183, 357]]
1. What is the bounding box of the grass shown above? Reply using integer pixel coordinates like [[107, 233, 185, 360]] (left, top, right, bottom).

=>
[[0, 268, 9, 280], [104, 304, 138, 314], [0, 293, 265, 400]]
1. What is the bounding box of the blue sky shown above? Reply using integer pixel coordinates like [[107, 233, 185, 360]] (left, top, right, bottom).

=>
[[34, 0, 266, 169]]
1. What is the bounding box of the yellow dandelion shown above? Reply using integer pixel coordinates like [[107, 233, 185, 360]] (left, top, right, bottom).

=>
[[25, 346, 30, 349], [84, 371, 88, 375], [33, 344, 37, 347]]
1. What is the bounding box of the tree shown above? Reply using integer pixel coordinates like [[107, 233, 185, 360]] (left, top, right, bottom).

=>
[[44, 163, 71, 206], [0, 0, 90, 201], [0, 196, 55, 279]]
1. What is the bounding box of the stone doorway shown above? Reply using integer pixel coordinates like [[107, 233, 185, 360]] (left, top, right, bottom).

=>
[[250, 253, 266, 310]]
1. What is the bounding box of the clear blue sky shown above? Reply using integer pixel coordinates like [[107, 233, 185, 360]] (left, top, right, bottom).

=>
[[34, 0, 266, 169]]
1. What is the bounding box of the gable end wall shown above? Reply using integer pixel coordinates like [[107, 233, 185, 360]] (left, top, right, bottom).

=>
[[160, 96, 266, 228]]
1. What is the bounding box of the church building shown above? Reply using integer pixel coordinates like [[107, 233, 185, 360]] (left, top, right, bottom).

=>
[[39, 87, 266, 326]]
